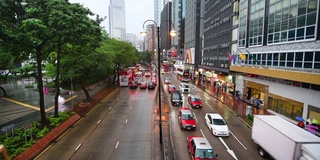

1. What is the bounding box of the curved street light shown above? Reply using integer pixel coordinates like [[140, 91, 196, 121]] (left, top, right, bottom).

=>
[[140, 19, 176, 144]]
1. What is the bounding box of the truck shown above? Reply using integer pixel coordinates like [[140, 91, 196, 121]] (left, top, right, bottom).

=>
[[252, 115, 320, 160]]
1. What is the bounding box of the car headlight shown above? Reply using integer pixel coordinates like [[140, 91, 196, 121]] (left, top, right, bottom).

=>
[[192, 125, 196, 127]]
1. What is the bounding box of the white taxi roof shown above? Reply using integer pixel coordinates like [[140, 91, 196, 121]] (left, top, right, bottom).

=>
[[192, 137, 212, 149]]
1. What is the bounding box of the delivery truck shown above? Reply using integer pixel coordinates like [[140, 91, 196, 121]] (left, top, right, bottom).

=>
[[252, 115, 320, 160]]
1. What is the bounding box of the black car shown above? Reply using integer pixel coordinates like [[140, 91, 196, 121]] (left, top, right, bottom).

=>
[[147, 82, 155, 89], [171, 90, 183, 106]]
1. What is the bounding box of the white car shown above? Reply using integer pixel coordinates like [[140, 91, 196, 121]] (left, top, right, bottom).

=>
[[164, 77, 171, 84], [205, 113, 230, 137]]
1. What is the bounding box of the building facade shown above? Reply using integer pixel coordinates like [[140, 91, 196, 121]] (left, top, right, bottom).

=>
[[172, 0, 186, 61], [160, 1, 173, 61], [197, 0, 235, 94], [109, 0, 126, 41], [232, 0, 320, 122]]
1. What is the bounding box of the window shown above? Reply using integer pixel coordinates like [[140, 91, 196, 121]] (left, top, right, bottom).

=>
[[288, 29, 295, 41], [296, 28, 305, 40], [314, 52, 320, 69], [273, 53, 279, 66], [280, 53, 286, 66], [306, 26, 315, 39], [297, 15, 306, 27], [281, 31, 287, 42], [298, 2, 307, 16], [295, 52, 303, 68], [306, 12, 316, 26]]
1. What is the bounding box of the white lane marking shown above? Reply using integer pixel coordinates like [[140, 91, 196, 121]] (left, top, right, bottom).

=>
[[109, 107, 112, 110], [230, 131, 247, 150], [205, 102, 213, 110], [125, 119, 128, 123], [117, 98, 119, 101], [75, 144, 81, 151], [115, 141, 119, 148], [130, 106, 132, 109], [204, 95, 210, 100], [188, 103, 192, 109], [193, 112, 198, 123], [219, 137, 238, 160], [97, 120, 101, 124], [200, 129, 206, 139]]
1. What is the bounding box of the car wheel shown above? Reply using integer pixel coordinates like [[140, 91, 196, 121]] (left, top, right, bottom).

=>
[[211, 128, 214, 135], [259, 147, 269, 157]]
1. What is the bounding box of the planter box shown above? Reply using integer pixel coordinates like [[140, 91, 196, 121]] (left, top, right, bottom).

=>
[[14, 114, 81, 160]]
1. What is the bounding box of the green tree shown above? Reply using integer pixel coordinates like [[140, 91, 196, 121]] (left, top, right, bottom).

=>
[[0, 0, 57, 125], [46, 0, 103, 116], [105, 38, 138, 84]]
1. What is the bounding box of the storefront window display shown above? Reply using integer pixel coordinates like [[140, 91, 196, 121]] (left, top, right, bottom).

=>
[[269, 95, 303, 119]]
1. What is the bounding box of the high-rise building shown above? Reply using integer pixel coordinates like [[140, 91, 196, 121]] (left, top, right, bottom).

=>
[[154, 0, 170, 25], [109, 0, 126, 41], [172, 0, 186, 61], [160, 1, 173, 61]]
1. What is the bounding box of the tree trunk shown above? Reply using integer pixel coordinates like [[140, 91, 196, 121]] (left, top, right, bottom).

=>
[[54, 41, 61, 117], [36, 48, 47, 126], [0, 86, 7, 96], [81, 81, 92, 102]]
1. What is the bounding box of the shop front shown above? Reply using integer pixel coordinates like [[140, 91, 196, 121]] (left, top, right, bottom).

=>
[[243, 80, 269, 109]]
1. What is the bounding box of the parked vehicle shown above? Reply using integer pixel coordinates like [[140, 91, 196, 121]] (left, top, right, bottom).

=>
[[187, 136, 218, 160], [178, 108, 196, 130], [188, 94, 202, 109], [205, 113, 230, 137], [252, 115, 320, 160], [171, 90, 183, 106]]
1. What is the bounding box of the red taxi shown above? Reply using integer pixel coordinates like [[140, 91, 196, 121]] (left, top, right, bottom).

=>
[[188, 94, 203, 109], [178, 108, 196, 130]]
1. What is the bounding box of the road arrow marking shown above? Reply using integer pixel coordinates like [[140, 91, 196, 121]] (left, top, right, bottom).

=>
[[219, 137, 238, 160]]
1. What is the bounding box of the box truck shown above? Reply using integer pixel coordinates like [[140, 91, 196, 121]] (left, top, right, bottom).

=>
[[252, 115, 320, 160]]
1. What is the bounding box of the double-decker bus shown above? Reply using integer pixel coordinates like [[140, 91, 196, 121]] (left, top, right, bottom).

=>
[[162, 63, 170, 73], [177, 67, 190, 82], [119, 68, 134, 86], [134, 71, 143, 84]]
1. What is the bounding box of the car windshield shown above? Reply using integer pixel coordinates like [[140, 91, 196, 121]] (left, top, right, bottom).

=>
[[195, 149, 216, 158], [192, 97, 201, 101], [181, 113, 193, 120], [212, 119, 226, 125], [182, 85, 189, 88], [173, 94, 182, 100]]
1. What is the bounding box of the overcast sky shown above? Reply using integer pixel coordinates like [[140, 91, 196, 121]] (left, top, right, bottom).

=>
[[69, 0, 154, 40]]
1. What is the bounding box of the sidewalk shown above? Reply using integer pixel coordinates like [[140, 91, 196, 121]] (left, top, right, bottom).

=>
[[0, 78, 113, 129], [192, 79, 270, 124]]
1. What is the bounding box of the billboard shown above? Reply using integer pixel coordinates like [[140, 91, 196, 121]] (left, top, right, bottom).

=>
[[184, 48, 195, 64]]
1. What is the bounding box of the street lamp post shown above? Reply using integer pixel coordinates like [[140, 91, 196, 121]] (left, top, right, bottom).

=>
[[141, 19, 176, 144]]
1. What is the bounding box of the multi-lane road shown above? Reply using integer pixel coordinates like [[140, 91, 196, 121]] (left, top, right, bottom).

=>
[[36, 71, 270, 160]]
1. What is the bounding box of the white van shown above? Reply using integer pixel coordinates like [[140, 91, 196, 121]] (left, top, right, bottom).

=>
[[180, 82, 190, 93]]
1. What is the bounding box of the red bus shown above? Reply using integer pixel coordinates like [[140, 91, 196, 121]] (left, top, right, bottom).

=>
[[119, 68, 134, 86], [162, 63, 170, 73]]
